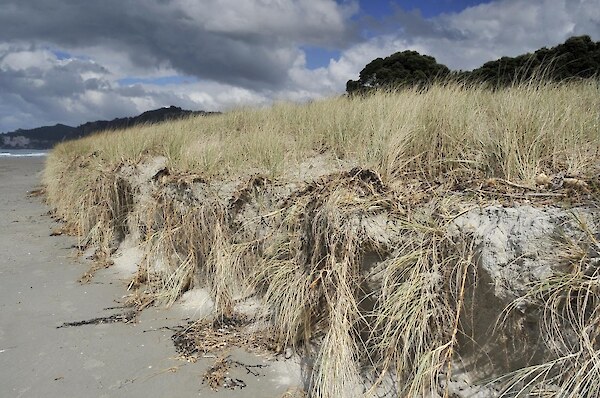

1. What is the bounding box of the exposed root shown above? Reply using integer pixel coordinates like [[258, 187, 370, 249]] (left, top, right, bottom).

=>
[[43, 149, 600, 397]]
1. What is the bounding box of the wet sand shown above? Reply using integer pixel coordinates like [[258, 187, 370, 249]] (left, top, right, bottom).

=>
[[0, 157, 300, 398]]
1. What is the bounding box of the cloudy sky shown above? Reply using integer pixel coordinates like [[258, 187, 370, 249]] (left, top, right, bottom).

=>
[[1, 0, 599, 132]]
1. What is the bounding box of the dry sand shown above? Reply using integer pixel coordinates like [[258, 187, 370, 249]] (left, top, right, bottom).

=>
[[0, 156, 301, 398]]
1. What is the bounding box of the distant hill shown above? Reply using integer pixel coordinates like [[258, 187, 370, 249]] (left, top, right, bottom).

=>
[[1, 106, 217, 149]]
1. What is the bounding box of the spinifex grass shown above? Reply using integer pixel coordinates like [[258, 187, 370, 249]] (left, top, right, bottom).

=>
[[134, 177, 257, 312], [43, 80, 600, 397], [47, 81, 600, 184], [366, 200, 475, 396]]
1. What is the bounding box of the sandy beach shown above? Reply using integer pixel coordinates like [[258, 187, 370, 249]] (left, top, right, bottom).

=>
[[0, 157, 300, 398]]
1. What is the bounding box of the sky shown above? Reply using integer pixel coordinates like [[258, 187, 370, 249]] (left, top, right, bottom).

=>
[[1, 0, 599, 132]]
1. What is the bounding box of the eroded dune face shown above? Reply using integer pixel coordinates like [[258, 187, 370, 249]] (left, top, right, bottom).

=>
[[53, 152, 598, 397], [42, 83, 600, 397]]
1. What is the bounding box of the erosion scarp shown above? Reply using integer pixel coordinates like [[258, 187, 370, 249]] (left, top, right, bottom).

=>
[[43, 149, 600, 397]]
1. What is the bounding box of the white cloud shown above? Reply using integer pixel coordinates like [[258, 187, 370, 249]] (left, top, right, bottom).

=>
[[1, 48, 57, 71], [0, 0, 359, 89], [294, 0, 600, 95], [0, 44, 275, 131], [0, 0, 599, 132], [178, 0, 357, 45], [433, 0, 582, 69]]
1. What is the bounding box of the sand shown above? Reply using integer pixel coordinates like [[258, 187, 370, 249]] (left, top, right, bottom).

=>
[[0, 157, 301, 398]]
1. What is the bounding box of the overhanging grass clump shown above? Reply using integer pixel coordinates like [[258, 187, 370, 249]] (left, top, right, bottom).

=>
[[43, 81, 600, 396], [131, 171, 260, 312], [256, 169, 397, 396], [368, 214, 475, 396], [44, 153, 134, 259]]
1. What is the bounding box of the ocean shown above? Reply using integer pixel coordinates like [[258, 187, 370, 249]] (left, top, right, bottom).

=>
[[0, 149, 48, 157]]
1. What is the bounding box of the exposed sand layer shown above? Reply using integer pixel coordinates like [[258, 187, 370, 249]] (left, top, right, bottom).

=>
[[38, 149, 600, 396], [0, 157, 301, 398]]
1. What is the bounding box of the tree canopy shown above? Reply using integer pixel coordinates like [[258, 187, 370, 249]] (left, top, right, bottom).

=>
[[347, 36, 600, 94], [468, 35, 600, 86], [346, 50, 451, 94]]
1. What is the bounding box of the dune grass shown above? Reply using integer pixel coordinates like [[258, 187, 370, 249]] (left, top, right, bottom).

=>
[[43, 81, 600, 397], [46, 80, 599, 184]]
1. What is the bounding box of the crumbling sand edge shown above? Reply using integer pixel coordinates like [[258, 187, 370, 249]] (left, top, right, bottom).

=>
[[46, 154, 600, 397]]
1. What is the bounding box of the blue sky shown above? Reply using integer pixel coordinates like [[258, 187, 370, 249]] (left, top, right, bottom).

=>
[[357, 0, 492, 19], [1, 0, 599, 131], [303, 1, 494, 70]]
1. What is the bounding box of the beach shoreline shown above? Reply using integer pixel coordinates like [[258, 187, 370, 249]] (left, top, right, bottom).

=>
[[0, 156, 300, 398]]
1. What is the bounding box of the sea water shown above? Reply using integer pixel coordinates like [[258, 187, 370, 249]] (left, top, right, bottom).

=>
[[0, 149, 48, 157]]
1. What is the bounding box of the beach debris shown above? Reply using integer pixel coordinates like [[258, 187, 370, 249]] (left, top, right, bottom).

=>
[[563, 176, 588, 189], [279, 388, 308, 397], [27, 187, 46, 197], [171, 314, 278, 361], [0, 346, 17, 354], [78, 258, 114, 284], [170, 315, 273, 391], [202, 354, 267, 391], [49, 224, 74, 236], [203, 356, 244, 391], [534, 173, 551, 186], [56, 309, 138, 328], [485, 177, 536, 191]]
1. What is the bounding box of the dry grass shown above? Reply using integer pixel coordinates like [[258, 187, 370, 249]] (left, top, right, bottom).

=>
[[46, 80, 600, 183], [367, 210, 475, 396], [496, 215, 600, 397], [255, 169, 397, 397], [43, 81, 600, 397], [131, 175, 256, 312]]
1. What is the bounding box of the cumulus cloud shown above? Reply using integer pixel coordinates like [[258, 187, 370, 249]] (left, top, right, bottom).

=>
[[0, 0, 599, 132], [297, 0, 600, 92], [0, 45, 189, 130], [0, 44, 277, 131], [0, 0, 360, 131], [0, 0, 357, 88], [431, 0, 597, 69]]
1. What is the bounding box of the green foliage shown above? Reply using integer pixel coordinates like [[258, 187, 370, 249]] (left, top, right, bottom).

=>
[[347, 36, 600, 93], [346, 50, 451, 94], [469, 35, 600, 86]]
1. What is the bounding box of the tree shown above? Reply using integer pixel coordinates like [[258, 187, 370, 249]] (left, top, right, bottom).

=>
[[346, 36, 600, 94], [346, 50, 451, 94], [468, 35, 600, 86]]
